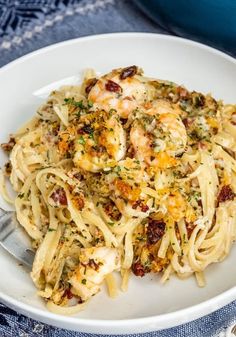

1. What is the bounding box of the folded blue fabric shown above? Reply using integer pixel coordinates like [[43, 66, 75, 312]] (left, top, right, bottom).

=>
[[0, 1, 235, 336], [0, 0, 168, 67], [0, 300, 236, 337]]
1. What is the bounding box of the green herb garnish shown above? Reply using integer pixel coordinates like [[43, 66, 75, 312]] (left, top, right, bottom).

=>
[[78, 136, 86, 145], [107, 222, 115, 226], [64, 98, 86, 109]]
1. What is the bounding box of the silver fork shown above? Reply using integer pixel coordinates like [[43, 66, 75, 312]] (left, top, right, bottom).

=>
[[231, 325, 236, 336], [0, 207, 34, 268]]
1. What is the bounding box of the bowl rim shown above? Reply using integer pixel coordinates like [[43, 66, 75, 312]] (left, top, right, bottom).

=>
[[1, 282, 236, 327], [0, 32, 236, 329]]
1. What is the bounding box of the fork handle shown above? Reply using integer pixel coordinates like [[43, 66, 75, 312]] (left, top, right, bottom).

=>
[[0, 211, 14, 242], [0, 207, 9, 218]]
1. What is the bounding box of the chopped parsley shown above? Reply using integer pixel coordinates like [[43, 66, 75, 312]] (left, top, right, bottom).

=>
[[114, 166, 121, 173], [88, 130, 94, 140], [81, 279, 87, 285], [64, 97, 91, 118], [78, 136, 86, 145], [64, 98, 86, 109], [107, 222, 115, 226], [109, 108, 117, 115]]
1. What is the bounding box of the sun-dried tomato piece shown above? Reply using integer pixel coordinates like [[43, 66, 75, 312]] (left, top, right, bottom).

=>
[[141, 204, 149, 212], [73, 172, 82, 180], [81, 125, 94, 134], [177, 86, 189, 99], [132, 261, 145, 277], [85, 78, 98, 94], [193, 93, 205, 107], [146, 219, 165, 245], [186, 223, 195, 239], [127, 145, 135, 158], [88, 258, 100, 271], [105, 80, 122, 93], [77, 297, 83, 304], [64, 288, 73, 299], [104, 200, 121, 221], [120, 66, 137, 80], [4, 162, 12, 176], [218, 185, 235, 204], [198, 141, 208, 150], [1, 137, 15, 152], [51, 188, 68, 206], [132, 199, 149, 212], [182, 117, 193, 128]]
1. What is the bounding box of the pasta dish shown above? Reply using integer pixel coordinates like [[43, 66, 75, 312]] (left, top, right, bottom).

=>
[[1, 66, 236, 315]]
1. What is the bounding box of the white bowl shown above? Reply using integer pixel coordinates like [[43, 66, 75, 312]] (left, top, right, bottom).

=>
[[0, 33, 236, 335]]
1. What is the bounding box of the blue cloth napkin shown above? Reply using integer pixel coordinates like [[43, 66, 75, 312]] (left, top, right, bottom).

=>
[[0, 1, 235, 336]]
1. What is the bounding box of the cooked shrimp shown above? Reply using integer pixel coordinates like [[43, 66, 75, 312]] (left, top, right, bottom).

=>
[[148, 100, 187, 155], [69, 247, 120, 301], [88, 67, 154, 118], [130, 121, 153, 164], [145, 99, 182, 116], [130, 121, 177, 169], [158, 112, 187, 155], [130, 100, 187, 166], [73, 110, 126, 172]]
